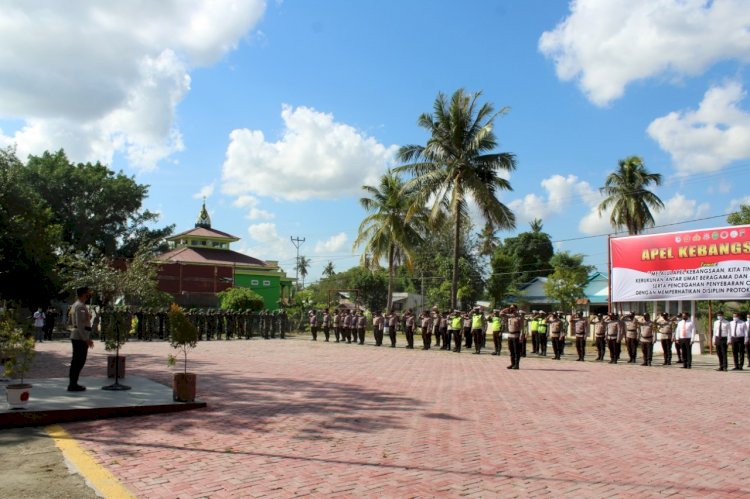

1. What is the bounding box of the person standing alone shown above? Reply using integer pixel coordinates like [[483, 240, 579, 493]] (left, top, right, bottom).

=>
[[69, 287, 94, 392], [32, 307, 45, 343]]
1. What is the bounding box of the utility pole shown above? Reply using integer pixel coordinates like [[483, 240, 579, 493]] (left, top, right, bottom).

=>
[[290, 236, 306, 290]]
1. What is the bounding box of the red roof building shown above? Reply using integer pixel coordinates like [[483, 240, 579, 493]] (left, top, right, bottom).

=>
[[155, 201, 294, 309]]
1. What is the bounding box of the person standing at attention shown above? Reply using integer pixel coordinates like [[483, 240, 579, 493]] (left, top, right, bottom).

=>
[[69, 286, 94, 392], [713, 311, 730, 371], [676, 312, 696, 369], [729, 311, 746, 370]]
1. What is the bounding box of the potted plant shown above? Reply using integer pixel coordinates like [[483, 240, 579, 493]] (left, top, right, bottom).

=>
[[101, 307, 133, 390], [2, 319, 36, 409], [167, 303, 199, 402]]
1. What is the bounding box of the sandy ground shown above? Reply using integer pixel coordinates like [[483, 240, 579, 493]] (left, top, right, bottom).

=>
[[0, 427, 98, 499]]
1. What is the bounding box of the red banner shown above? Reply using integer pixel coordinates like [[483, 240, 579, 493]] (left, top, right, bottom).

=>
[[610, 225, 750, 301]]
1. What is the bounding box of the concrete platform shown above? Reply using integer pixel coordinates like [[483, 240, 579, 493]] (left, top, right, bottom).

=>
[[1, 375, 206, 428]]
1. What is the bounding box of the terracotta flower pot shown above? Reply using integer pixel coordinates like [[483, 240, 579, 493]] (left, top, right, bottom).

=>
[[173, 373, 197, 402], [6, 383, 32, 409], [107, 355, 126, 378]]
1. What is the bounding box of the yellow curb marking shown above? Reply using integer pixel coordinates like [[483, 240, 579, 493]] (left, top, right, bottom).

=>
[[46, 424, 135, 499]]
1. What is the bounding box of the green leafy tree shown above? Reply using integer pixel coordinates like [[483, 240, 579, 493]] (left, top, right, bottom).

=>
[[496, 220, 554, 288], [0, 148, 61, 306], [543, 251, 594, 312], [60, 248, 170, 307], [348, 267, 388, 312], [218, 287, 265, 311], [116, 220, 175, 258], [23, 150, 159, 257], [728, 205, 750, 225], [486, 252, 515, 307], [598, 155, 664, 235], [353, 170, 423, 311], [407, 220, 484, 310], [396, 88, 517, 309]]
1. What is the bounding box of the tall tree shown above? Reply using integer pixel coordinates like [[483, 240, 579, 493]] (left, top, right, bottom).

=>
[[396, 88, 516, 309], [478, 222, 500, 258], [353, 170, 423, 312], [23, 149, 167, 257], [322, 261, 336, 278], [0, 147, 61, 306], [498, 226, 554, 287], [598, 156, 664, 235], [296, 256, 310, 288], [543, 251, 594, 313], [486, 251, 516, 307]]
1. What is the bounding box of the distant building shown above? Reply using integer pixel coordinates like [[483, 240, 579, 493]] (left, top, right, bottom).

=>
[[155, 201, 294, 309], [510, 271, 685, 316], [511, 273, 610, 313]]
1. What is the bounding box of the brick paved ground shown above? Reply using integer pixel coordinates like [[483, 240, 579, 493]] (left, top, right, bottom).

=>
[[28, 335, 750, 498]]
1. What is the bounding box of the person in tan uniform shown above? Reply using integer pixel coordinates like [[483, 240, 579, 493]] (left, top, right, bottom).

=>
[[571, 311, 588, 361], [501, 305, 524, 369], [622, 312, 639, 363], [656, 312, 676, 365], [605, 313, 623, 364], [590, 313, 606, 361], [69, 286, 95, 391], [546, 312, 564, 360], [637, 313, 656, 366]]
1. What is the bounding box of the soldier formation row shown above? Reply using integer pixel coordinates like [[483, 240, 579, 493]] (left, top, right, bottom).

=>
[[95, 308, 292, 341], [308, 306, 744, 370]]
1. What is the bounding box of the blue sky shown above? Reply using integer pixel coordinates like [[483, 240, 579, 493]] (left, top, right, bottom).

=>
[[2, 0, 750, 283]]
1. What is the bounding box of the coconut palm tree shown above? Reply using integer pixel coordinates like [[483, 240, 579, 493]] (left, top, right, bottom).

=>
[[478, 223, 499, 258], [353, 170, 424, 312], [396, 88, 517, 309], [322, 261, 335, 278], [598, 156, 664, 235], [296, 256, 310, 288], [530, 218, 543, 233]]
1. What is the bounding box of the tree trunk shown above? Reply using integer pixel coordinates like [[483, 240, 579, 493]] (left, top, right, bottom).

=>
[[387, 243, 394, 312], [451, 211, 461, 310]]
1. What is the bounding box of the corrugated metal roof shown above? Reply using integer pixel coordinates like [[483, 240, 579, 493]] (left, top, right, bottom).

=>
[[168, 227, 240, 241], [155, 247, 269, 267]]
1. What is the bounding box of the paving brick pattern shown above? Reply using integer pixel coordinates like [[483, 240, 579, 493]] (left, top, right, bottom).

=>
[[30, 336, 750, 498]]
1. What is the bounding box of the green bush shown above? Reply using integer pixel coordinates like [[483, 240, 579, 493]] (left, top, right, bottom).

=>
[[217, 287, 264, 311]]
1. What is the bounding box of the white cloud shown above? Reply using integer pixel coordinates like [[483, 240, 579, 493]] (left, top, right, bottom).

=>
[[232, 195, 275, 220], [653, 194, 710, 227], [193, 182, 215, 200], [314, 232, 348, 253], [509, 174, 597, 225], [578, 193, 709, 235], [539, 0, 750, 106], [248, 223, 281, 244], [647, 81, 750, 174], [242, 222, 293, 263], [221, 104, 398, 201], [0, 1, 265, 170]]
